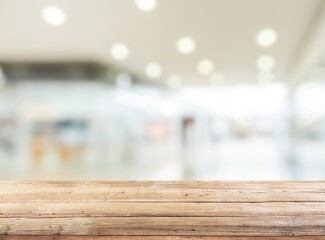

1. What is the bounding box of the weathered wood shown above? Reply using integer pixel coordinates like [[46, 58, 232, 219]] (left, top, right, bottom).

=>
[[0, 181, 324, 238], [1, 202, 324, 217], [0, 181, 324, 203], [1, 237, 325, 240]]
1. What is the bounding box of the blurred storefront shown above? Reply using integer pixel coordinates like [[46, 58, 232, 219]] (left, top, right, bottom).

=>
[[1, 77, 325, 180]]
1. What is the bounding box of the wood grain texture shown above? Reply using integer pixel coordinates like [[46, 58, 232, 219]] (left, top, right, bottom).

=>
[[1, 237, 325, 240], [0, 181, 324, 238], [2, 237, 325, 240]]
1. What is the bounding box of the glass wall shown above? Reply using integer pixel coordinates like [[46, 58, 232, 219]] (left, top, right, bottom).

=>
[[1, 80, 324, 180]]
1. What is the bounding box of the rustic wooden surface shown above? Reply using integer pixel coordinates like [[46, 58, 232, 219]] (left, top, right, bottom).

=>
[[0, 181, 324, 239], [1, 237, 325, 240]]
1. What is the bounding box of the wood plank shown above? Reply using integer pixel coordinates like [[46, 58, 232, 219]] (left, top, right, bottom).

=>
[[0, 216, 325, 236], [0, 181, 324, 203], [1, 237, 325, 240], [0, 181, 324, 237], [0, 202, 324, 217], [1, 181, 324, 192]]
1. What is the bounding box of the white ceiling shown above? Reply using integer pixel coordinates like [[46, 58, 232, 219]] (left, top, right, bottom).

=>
[[0, 0, 323, 85]]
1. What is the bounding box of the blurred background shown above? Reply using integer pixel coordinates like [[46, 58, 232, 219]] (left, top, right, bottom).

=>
[[0, 0, 325, 180]]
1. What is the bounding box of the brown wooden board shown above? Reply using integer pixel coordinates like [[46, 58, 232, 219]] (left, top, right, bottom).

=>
[[0, 181, 324, 238]]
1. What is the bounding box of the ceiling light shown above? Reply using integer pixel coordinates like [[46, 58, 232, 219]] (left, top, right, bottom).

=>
[[167, 75, 182, 89], [145, 62, 162, 79], [210, 72, 225, 85], [198, 59, 214, 75], [111, 43, 129, 61], [42, 5, 66, 26], [177, 37, 196, 54], [256, 55, 275, 71], [134, 0, 157, 12], [257, 72, 273, 83], [256, 29, 278, 47]]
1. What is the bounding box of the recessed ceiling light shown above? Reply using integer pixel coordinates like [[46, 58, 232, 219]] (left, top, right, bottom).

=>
[[210, 72, 225, 85], [257, 72, 273, 83], [256, 55, 275, 71], [145, 62, 162, 79], [256, 29, 278, 47], [198, 59, 214, 75], [111, 43, 129, 61], [42, 5, 66, 26], [167, 75, 182, 88], [134, 0, 157, 12], [177, 37, 196, 54]]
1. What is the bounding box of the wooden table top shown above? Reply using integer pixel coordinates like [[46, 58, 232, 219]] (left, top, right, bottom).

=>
[[0, 181, 324, 239]]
